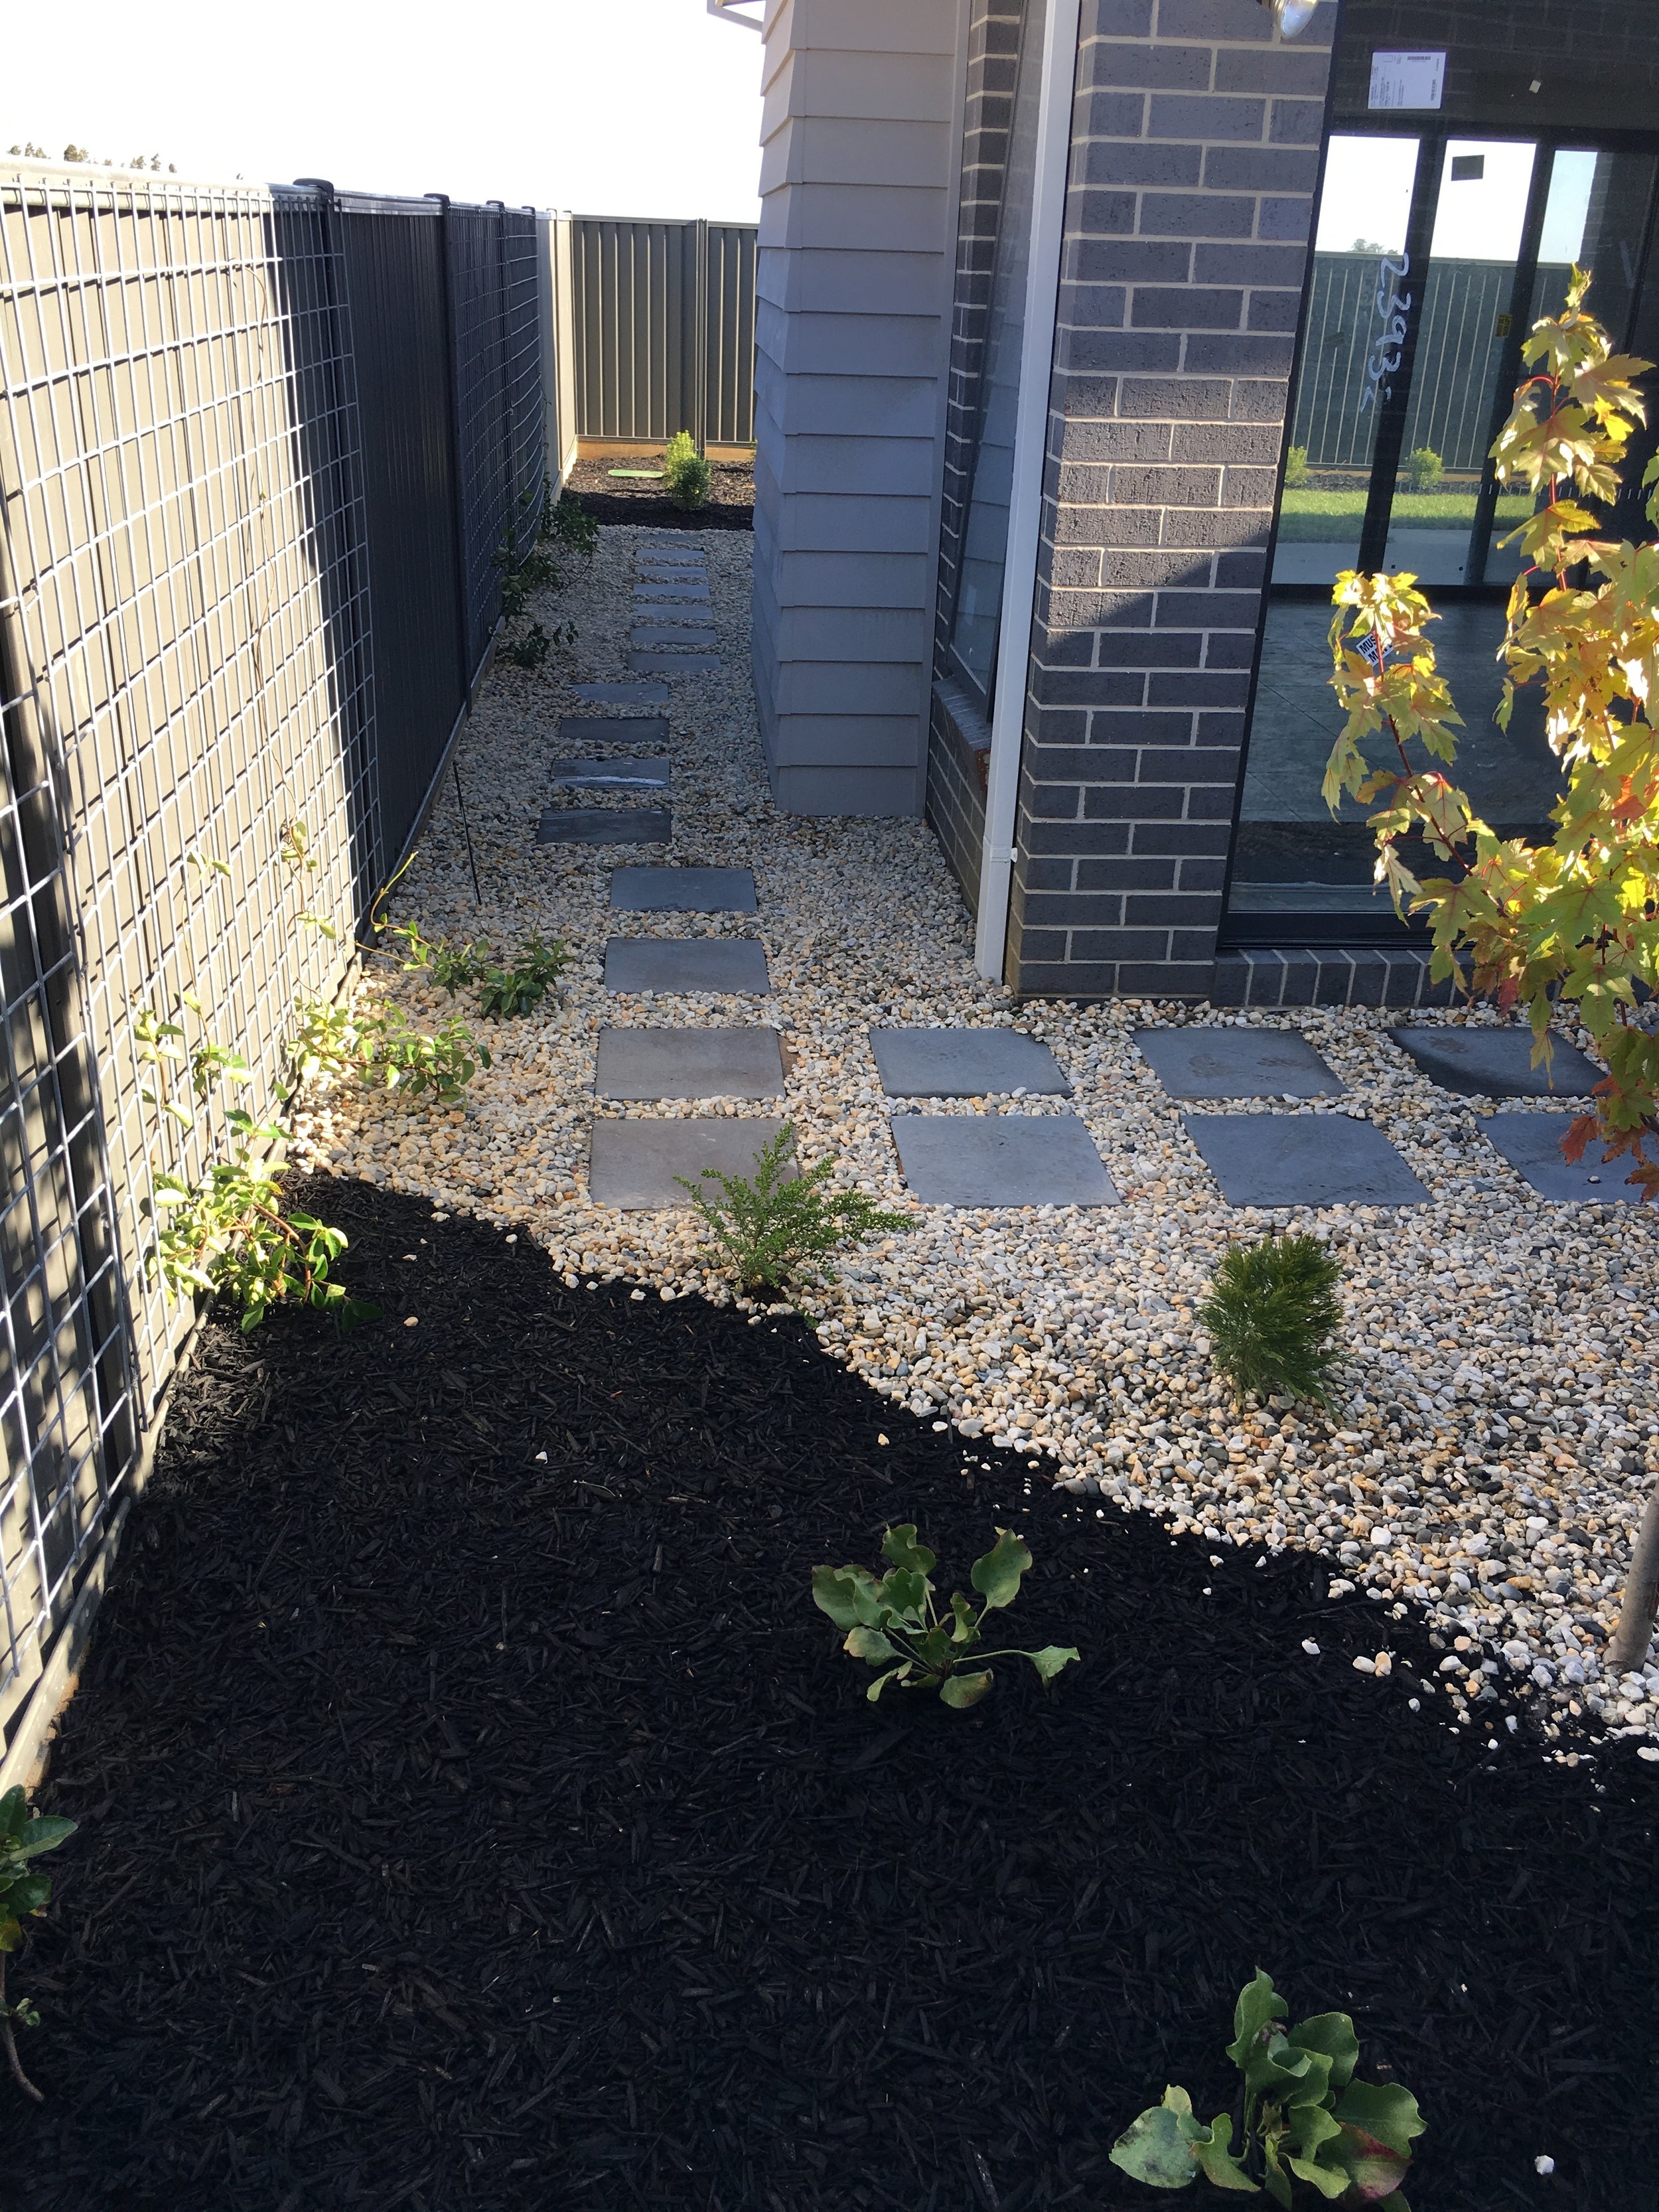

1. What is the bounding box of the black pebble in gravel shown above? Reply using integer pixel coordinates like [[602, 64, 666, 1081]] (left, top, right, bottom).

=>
[[11, 1177, 1658, 2211]]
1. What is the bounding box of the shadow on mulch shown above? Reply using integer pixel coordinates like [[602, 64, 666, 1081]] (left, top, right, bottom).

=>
[[563, 455, 753, 532], [11, 1179, 1657, 2211]]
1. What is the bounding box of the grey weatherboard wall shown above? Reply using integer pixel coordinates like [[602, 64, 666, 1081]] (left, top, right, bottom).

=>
[[751, 0, 965, 817]]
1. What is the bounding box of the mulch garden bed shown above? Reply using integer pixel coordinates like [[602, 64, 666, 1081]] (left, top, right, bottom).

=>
[[563, 455, 753, 531], [11, 1178, 1656, 2211]]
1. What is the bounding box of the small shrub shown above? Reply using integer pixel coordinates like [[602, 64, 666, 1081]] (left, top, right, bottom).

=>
[[475, 934, 568, 1019], [388, 925, 490, 997], [1283, 444, 1309, 489], [676, 1122, 908, 1297], [1110, 1970, 1424, 2204], [366, 1007, 489, 1106], [1196, 1233, 1342, 1409], [1404, 443, 1443, 491], [543, 490, 599, 556], [812, 1524, 1078, 1708], [1, 1784, 76, 2102], [504, 621, 551, 670], [663, 428, 711, 512]]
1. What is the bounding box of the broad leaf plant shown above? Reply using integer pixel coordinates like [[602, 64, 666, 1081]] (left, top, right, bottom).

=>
[[1, 1784, 76, 2102], [1323, 269, 1659, 1193], [812, 1524, 1078, 1708], [1110, 1970, 1425, 2207]]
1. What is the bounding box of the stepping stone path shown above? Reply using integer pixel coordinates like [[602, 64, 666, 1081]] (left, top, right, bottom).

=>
[[891, 1116, 1119, 1208], [1135, 1025, 1342, 1100], [632, 626, 717, 650], [590, 1118, 789, 1210], [630, 651, 723, 674], [549, 758, 670, 790], [1183, 1114, 1427, 1207], [604, 938, 770, 995], [538, 808, 671, 846], [635, 581, 711, 603], [610, 867, 756, 913], [573, 681, 668, 705], [1482, 1114, 1640, 1202], [872, 1027, 1070, 1098], [1389, 1023, 1603, 1098], [559, 715, 670, 748], [595, 1027, 785, 1101]]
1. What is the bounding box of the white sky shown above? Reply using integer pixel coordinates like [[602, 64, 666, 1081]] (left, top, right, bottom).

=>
[[3, 0, 766, 220], [1317, 133, 1598, 263]]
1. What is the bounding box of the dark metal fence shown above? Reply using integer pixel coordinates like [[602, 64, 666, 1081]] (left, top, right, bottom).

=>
[[571, 216, 757, 447], [0, 163, 545, 1771], [1291, 252, 1575, 474]]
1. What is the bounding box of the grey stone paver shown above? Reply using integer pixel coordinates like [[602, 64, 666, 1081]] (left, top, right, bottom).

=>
[[590, 1117, 789, 1209], [604, 938, 770, 995], [1135, 1025, 1342, 1099], [638, 563, 707, 580], [573, 681, 668, 705], [628, 652, 722, 674], [549, 758, 670, 790], [631, 625, 717, 649], [638, 546, 705, 563], [557, 714, 669, 748], [595, 1026, 784, 1100], [609, 866, 757, 913], [1482, 1114, 1643, 1203], [635, 583, 711, 603], [1389, 1024, 1603, 1098], [891, 1114, 1118, 1207], [871, 1027, 1070, 1098], [1183, 1114, 1427, 1207], [536, 808, 671, 846]]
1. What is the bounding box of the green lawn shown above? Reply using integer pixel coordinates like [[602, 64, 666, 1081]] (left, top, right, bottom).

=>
[[1277, 488, 1534, 542]]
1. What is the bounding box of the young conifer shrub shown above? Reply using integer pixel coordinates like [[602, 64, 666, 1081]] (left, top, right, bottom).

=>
[[676, 1122, 908, 1299], [662, 428, 711, 512], [1197, 1233, 1343, 1410]]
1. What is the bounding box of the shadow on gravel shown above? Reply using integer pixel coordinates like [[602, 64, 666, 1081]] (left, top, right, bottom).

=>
[[12, 1177, 1658, 2211]]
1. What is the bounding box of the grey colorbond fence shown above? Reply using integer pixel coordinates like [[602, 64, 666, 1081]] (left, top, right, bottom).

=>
[[571, 216, 757, 448], [0, 164, 545, 1771], [1291, 252, 1574, 474]]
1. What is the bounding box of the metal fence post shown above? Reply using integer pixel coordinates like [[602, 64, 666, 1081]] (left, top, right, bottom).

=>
[[425, 192, 476, 707], [693, 216, 709, 453]]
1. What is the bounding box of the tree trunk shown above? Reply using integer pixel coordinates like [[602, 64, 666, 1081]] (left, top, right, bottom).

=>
[[1607, 1487, 1659, 1676]]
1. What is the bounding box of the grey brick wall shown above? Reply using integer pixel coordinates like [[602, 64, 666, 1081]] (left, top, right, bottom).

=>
[[1005, 0, 1335, 998]]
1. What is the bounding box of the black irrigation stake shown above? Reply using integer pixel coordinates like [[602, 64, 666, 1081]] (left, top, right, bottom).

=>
[[453, 757, 482, 909]]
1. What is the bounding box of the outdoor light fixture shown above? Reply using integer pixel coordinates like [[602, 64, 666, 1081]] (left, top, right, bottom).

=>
[[1259, 0, 1321, 33]]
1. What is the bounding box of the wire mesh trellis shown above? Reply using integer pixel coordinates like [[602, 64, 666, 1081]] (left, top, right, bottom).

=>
[[0, 164, 546, 1760]]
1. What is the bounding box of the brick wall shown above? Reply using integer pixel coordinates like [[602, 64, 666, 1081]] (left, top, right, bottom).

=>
[[925, 0, 1026, 911], [1005, 0, 1334, 997]]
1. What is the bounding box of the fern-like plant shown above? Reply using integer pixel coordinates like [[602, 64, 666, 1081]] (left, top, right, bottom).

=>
[[1196, 1234, 1343, 1410], [676, 1122, 908, 1298]]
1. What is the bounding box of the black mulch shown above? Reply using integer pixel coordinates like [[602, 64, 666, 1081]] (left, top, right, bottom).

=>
[[564, 455, 754, 531], [13, 1179, 1658, 2211]]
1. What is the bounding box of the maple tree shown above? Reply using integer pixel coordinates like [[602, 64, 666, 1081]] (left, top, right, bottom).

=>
[[1323, 269, 1659, 1197]]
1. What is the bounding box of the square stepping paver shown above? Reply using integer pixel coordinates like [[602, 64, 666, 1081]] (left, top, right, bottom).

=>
[[537, 808, 671, 846], [605, 938, 770, 995], [638, 546, 705, 563], [871, 1028, 1070, 1098], [628, 651, 723, 674], [609, 866, 757, 913], [557, 715, 670, 748], [573, 680, 669, 705], [596, 1027, 784, 1100], [549, 757, 670, 790], [636, 581, 711, 601], [638, 563, 707, 579], [590, 1117, 790, 1210], [1183, 1114, 1427, 1207], [891, 1114, 1118, 1207], [1482, 1114, 1643, 1203], [1135, 1026, 1342, 1100], [1389, 1024, 1603, 1098], [631, 625, 717, 650]]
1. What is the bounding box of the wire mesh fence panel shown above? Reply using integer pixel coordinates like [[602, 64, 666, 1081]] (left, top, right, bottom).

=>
[[0, 168, 372, 1747]]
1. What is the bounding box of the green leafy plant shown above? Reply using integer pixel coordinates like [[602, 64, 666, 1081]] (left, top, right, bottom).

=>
[[1110, 1970, 1425, 2207], [812, 1524, 1078, 1707], [1403, 445, 1442, 492], [365, 1007, 488, 1105], [494, 534, 559, 621], [663, 428, 711, 512], [1197, 1234, 1343, 1410], [504, 620, 551, 670], [475, 934, 568, 1018], [1283, 445, 1309, 489], [1, 1784, 76, 2102], [543, 489, 599, 556], [675, 1122, 908, 1297], [1323, 268, 1659, 1194]]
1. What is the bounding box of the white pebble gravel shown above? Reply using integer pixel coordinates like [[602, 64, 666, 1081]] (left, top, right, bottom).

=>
[[289, 521, 1659, 1763]]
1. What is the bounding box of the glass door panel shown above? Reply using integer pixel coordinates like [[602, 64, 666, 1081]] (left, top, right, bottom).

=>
[[1380, 139, 1538, 584], [1272, 135, 1421, 585]]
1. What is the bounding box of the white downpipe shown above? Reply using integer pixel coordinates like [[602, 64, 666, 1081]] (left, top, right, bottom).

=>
[[974, 0, 1081, 982]]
